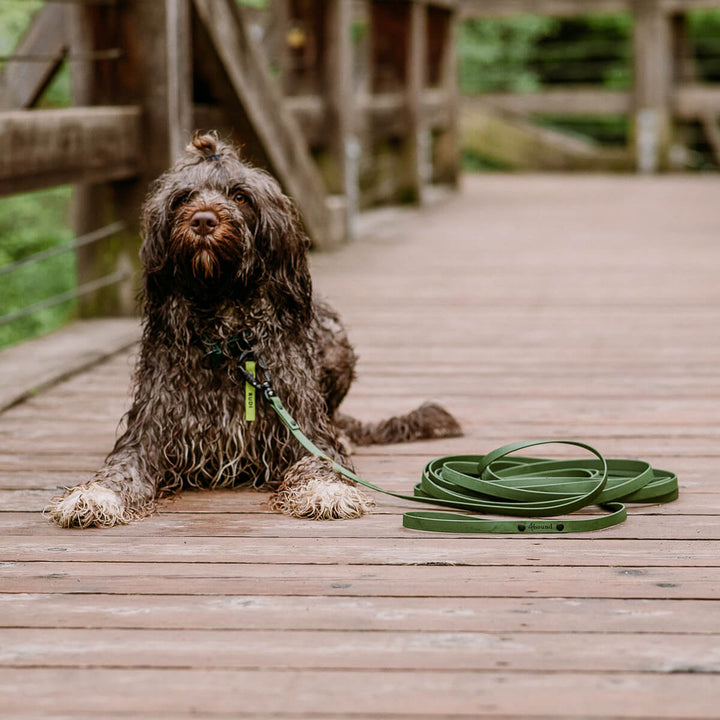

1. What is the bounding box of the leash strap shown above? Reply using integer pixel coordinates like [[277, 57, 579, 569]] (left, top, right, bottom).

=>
[[264, 394, 678, 534]]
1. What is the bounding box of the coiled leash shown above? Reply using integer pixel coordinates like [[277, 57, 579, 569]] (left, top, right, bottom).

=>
[[206, 338, 679, 534]]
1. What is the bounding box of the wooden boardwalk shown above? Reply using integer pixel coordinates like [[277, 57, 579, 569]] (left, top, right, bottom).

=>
[[1, 174, 719, 718]]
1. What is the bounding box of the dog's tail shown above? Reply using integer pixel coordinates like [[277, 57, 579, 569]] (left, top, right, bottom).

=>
[[336, 402, 462, 446]]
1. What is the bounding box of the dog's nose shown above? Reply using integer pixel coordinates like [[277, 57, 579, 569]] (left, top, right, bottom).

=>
[[189, 210, 219, 236]]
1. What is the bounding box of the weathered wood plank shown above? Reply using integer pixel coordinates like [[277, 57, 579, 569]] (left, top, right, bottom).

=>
[[2, 562, 718, 599], [2, 627, 719, 673], [0, 668, 718, 718], [0, 107, 141, 196], [1, 533, 719, 566], [2, 511, 719, 540], [0, 319, 139, 412], [0, 593, 713, 634]]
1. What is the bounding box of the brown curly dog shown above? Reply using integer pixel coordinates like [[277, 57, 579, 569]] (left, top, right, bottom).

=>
[[46, 133, 461, 528]]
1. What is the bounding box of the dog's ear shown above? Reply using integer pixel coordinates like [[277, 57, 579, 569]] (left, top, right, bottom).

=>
[[253, 176, 313, 324], [139, 186, 172, 307]]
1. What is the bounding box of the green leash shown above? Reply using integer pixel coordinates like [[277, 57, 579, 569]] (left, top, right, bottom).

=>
[[219, 343, 679, 534], [266, 391, 679, 534]]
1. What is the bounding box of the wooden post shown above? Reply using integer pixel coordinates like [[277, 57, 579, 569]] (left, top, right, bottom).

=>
[[430, 4, 460, 187], [324, 0, 356, 240], [632, 0, 672, 173], [166, 0, 194, 162], [403, 1, 427, 203], [70, 0, 193, 316]]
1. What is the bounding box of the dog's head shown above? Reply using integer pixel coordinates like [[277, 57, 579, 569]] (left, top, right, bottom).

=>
[[141, 132, 311, 319]]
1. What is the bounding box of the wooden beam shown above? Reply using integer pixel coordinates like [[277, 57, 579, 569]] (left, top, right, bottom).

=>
[[661, 0, 720, 10], [460, 0, 627, 18], [674, 84, 720, 119], [461, 0, 720, 18], [472, 89, 631, 116], [0, 107, 140, 197], [0, 4, 69, 110], [193, 0, 336, 249], [284, 90, 453, 145]]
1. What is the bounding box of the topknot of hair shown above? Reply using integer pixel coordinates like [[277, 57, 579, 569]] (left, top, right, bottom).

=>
[[187, 131, 221, 161]]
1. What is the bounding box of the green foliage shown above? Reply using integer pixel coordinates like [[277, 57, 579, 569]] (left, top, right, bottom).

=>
[[459, 13, 632, 95], [0, 0, 44, 59], [0, 187, 76, 350], [462, 149, 513, 172], [0, 2, 74, 349], [459, 16, 557, 94], [688, 10, 720, 82], [534, 114, 629, 147], [459, 9, 720, 164]]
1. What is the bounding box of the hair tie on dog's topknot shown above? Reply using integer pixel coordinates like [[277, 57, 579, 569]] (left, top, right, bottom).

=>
[[187, 131, 221, 161]]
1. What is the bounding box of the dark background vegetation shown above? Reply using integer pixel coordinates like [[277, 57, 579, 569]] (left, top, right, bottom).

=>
[[1, 1, 719, 349]]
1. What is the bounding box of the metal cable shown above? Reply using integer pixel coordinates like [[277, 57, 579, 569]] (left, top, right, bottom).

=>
[[0, 221, 126, 277], [0, 270, 130, 327]]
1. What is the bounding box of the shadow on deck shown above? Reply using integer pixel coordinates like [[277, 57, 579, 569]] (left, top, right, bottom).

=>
[[1, 174, 719, 718]]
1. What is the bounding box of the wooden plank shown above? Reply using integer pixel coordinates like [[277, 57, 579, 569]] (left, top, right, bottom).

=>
[[0, 319, 139, 412], [0, 3, 69, 110], [0, 593, 714, 634], [192, 0, 336, 248], [2, 627, 719, 673], [0, 107, 141, 196], [0, 668, 718, 718], [3, 511, 718, 540], [2, 533, 720, 567], [2, 561, 718, 599]]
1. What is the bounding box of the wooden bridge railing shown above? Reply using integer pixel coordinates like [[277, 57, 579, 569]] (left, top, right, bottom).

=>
[[461, 0, 720, 172], [0, 0, 459, 324]]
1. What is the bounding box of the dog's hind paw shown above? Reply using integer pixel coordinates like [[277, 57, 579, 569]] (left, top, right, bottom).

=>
[[270, 456, 374, 520], [45, 483, 130, 528]]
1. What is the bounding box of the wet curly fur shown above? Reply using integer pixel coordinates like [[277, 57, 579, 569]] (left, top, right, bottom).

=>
[[45, 133, 462, 528]]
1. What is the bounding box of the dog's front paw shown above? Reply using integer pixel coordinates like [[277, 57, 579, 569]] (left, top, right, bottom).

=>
[[270, 456, 374, 520], [45, 483, 130, 528]]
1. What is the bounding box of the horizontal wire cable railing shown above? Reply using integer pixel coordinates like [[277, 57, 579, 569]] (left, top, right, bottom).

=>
[[0, 222, 131, 328]]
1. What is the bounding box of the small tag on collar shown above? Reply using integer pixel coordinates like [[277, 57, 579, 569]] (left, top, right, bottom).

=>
[[244, 360, 256, 421]]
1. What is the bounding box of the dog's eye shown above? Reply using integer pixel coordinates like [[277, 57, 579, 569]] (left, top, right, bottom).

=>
[[233, 191, 248, 205], [171, 192, 191, 211]]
